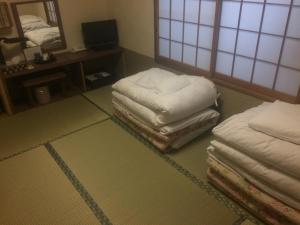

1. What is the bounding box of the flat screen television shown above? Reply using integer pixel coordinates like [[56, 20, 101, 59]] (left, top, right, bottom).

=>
[[82, 20, 119, 50]]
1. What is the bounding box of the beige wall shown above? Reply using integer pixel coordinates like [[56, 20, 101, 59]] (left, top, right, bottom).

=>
[[17, 2, 47, 21], [108, 0, 155, 58], [2, 0, 110, 50], [58, 0, 109, 49]]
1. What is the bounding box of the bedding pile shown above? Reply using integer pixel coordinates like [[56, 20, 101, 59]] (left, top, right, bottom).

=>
[[20, 15, 62, 49], [25, 27, 61, 46], [207, 101, 300, 225], [112, 68, 220, 152]]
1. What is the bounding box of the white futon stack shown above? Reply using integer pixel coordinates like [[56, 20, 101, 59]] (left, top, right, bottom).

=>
[[112, 68, 220, 152], [207, 101, 300, 225]]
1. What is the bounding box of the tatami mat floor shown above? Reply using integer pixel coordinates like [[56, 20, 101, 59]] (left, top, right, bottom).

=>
[[0, 95, 109, 161], [0, 147, 99, 225], [0, 86, 264, 225]]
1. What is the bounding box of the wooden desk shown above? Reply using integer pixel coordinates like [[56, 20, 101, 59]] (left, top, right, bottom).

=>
[[0, 47, 123, 115]]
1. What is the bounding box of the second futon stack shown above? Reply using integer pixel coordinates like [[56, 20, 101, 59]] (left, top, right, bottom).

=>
[[112, 68, 220, 152]]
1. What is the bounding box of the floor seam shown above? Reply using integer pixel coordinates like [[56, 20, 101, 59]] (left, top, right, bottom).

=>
[[45, 143, 113, 225], [111, 116, 264, 225], [0, 118, 110, 163], [0, 145, 42, 163], [81, 94, 112, 117]]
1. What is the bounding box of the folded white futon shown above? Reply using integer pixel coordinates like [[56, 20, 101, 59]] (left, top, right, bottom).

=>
[[209, 101, 300, 211], [112, 68, 220, 151]]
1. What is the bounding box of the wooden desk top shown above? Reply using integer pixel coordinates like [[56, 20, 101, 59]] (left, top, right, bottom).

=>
[[1, 47, 123, 79]]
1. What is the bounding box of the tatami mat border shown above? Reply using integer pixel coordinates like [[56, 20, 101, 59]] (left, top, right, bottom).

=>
[[111, 116, 264, 225], [45, 143, 112, 225]]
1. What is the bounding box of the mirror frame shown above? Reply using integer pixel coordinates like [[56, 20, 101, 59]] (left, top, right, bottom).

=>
[[11, 0, 67, 52]]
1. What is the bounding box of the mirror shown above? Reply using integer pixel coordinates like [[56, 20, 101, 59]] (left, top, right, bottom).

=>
[[11, 0, 66, 52]]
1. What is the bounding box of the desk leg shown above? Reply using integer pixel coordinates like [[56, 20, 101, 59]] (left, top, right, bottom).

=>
[[0, 75, 14, 115], [79, 62, 87, 92]]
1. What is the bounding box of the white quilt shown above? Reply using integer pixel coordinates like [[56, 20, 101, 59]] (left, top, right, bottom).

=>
[[171, 122, 217, 149], [208, 140, 300, 210], [212, 103, 300, 180], [113, 96, 219, 134], [20, 15, 50, 33], [249, 100, 300, 145], [25, 27, 60, 46], [113, 91, 219, 130], [112, 68, 218, 125]]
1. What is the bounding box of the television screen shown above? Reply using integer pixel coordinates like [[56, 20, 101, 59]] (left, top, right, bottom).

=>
[[82, 20, 118, 50]]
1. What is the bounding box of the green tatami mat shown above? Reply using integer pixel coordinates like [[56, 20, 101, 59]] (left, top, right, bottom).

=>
[[0, 96, 108, 160], [84, 86, 113, 115], [0, 147, 100, 225], [169, 132, 213, 181], [242, 220, 257, 225], [51, 120, 240, 225]]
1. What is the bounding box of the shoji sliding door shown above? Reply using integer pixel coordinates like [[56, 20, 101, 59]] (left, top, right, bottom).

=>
[[157, 0, 217, 73], [216, 0, 300, 97], [156, 0, 300, 101]]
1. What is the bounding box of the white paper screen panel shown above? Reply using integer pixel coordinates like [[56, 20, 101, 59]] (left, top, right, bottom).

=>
[[233, 57, 254, 82], [159, 38, 170, 58], [281, 38, 300, 70], [220, 1, 241, 28], [197, 48, 211, 71], [171, 0, 184, 20], [294, 0, 300, 5], [171, 41, 182, 61], [287, 7, 300, 38], [198, 25, 213, 49], [275, 67, 300, 96], [184, 23, 198, 45], [257, 35, 283, 63], [240, 3, 263, 32], [262, 4, 289, 35], [218, 28, 237, 53], [159, 19, 170, 39], [267, 0, 291, 4], [200, 1, 216, 26], [253, 61, 277, 89], [159, 0, 170, 18], [185, 0, 199, 23], [183, 45, 197, 66], [171, 21, 183, 42], [216, 52, 233, 76], [236, 31, 258, 58]]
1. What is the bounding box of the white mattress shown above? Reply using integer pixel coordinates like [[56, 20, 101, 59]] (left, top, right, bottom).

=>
[[212, 103, 300, 180], [113, 93, 220, 133], [208, 141, 300, 210], [112, 68, 218, 126], [172, 121, 217, 149], [113, 98, 218, 149], [25, 27, 60, 46]]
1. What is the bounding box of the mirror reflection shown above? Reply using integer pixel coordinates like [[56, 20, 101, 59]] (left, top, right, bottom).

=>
[[16, 1, 64, 50]]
